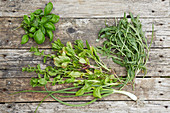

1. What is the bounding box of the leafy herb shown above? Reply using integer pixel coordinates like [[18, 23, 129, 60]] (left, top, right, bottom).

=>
[[13, 39, 137, 112], [17, 2, 59, 44], [96, 12, 154, 88]]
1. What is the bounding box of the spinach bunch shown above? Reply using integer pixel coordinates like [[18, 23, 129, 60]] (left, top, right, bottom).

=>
[[20, 2, 59, 44], [96, 13, 154, 88], [14, 39, 137, 112]]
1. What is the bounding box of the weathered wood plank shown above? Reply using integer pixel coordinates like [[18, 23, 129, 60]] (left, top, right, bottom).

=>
[[0, 101, 170, 113], [0, 78, 170, 102], [0, 49, 169, 78], [0, 18, 170, 48], [0, 0, 169, 17]]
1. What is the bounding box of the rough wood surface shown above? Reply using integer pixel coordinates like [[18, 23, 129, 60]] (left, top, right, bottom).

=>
[[0, 78, 170, 102], [0, 101, 170, 113], [0, 18, 170, 48], [0, 0, 170, 112], [0, 48, 169, 78], [0, 0, 169, 18]]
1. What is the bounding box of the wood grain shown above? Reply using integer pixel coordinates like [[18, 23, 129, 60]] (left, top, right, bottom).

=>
[[0, 101, 170, 113], [0, 18, 170, 48], [0, 0, 169, 18], [0, 78, 170, 102]]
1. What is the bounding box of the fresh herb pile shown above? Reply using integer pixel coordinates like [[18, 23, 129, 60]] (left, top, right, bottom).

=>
[[97, 13, 153, 88], [13, 39, 137, 112], [12, 2, 154, 113], [19, 2, 59, 44]]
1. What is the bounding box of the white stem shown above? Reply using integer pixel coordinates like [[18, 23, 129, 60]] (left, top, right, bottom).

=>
[[113, 90, 137, 101]]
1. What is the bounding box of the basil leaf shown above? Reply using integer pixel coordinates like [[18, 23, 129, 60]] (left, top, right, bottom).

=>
[[46, 30, 53, 41], [40, 16, 48, 24], [29, 27, 36, 33], [93, 86, 102, 98], [44, 2, 53, 16], [28, 33, 34, 38], [40, 26, 46, 34], [23, 15, 30, 24], [31, 18, 39, 27], [34, 9, 43, 15], [21, 35, 29, 44], [44, 22, 55, 31], [49, 14, 60, 23], [46, 15, 53, 20], [30, 13, 35, 21], [34, 29, 45, 44]]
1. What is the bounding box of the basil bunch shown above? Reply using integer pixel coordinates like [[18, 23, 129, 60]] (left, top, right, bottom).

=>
[[20, 2, 60, 44]]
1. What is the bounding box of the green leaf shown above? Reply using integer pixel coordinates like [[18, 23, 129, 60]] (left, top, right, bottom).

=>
[[21, 35, 29, 44], [31, 18, 39, 27], [34, 52, 41, 56], [44, 22, 55, 31], [79, 58, 87, 64], [30, 78, 39, 87], [69, 71, 82, 78], [48, 71, 57, 76], [43, 56, 47, 63], [52, 39, 64, 51], [40, 16, 48, 24], [54, 56, 70, 67], [46, 30, 53, 41], [76, 81, 91, 96], [93, 86, 102, 98], [40, 26, 46, 34], [46, 15, 53, 20], [34, 9, 43, 15], [38, 78, 47, 85], [34, 29, 45, 44], [28, 33, 34, 38], [23, 15, 30, 24], [44, 2, 53, 16], [29, 27, 36, 33], [76, 88, 84, 96], [86, 40, 90, 50], [30, 13, 35, 21], [49, 14, 60, 23]]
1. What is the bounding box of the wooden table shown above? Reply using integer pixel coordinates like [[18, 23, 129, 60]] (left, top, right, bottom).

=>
[[0, 0, 170, 113]]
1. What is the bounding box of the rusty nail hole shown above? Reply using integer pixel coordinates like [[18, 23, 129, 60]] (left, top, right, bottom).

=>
[[3, 54, 7, 58], [67, 27, 76, 33], [8, 20, 11, 22], [159, 55, 163, 58], [6, 40, 9, 43], [7, 105, 12, 108], [2, 88, 8, 91], [160, 39, 163, 41], [158, 70, 162, 73], [127, 15, 131, 18], [158, 81, 161, 83], [164, 106, 168, 108], [152, 10, 155, 13], [160, 93, 164, 95]]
